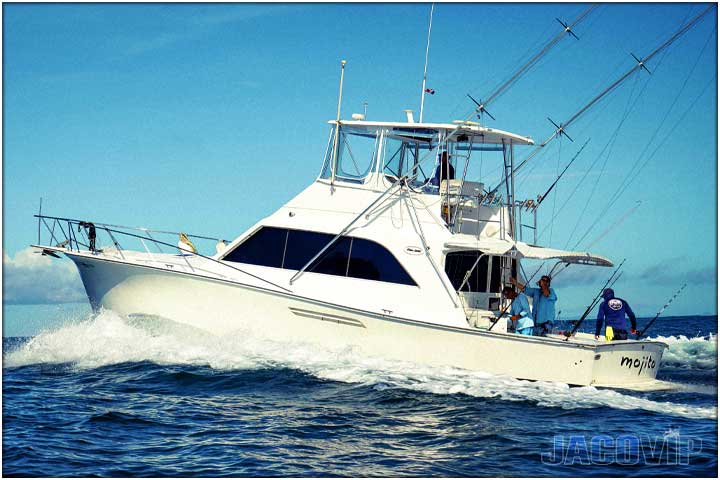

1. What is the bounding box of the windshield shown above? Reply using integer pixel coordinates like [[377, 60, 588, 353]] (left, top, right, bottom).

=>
[[381, 134, 433, 186], [320, 126, 379, 183]]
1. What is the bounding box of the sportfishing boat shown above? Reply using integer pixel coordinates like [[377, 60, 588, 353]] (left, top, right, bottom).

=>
[[34, 4, 714, 388], [33, 107, 670, 388]]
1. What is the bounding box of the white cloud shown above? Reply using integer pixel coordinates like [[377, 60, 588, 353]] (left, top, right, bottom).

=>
[[2, 247, 87, 304]]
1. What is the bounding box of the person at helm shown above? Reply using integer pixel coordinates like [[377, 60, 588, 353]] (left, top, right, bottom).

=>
[[431, 151, 455, 185]]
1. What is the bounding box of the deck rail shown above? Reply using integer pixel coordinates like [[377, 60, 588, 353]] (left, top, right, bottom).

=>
[[34, 214, 292, 293]]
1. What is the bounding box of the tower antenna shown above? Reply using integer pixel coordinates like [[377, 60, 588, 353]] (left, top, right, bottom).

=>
[[330, 60, 347, 191], [419, 3, 434, 123]]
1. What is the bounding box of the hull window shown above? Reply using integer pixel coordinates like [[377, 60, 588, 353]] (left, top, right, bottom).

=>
[[223, 227, 416, 286]]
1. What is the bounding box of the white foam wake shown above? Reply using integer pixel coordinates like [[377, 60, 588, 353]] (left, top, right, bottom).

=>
[[647, 334, 717, 370], [4, 310, 717, 420]]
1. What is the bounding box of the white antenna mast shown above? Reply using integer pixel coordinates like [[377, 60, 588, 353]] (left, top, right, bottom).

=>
[[419, 3, 434, 123], [330, 60, 347, 191]]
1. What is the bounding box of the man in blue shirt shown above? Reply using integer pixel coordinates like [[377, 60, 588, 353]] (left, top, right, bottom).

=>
[[501, 286, 534, 336], [595, 288, 638, 341], [511, 275, 557, 336]]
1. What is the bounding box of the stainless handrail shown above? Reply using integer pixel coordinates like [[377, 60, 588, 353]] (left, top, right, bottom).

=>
[[33, 214, 229, 244], [35, 214, 291, 293]]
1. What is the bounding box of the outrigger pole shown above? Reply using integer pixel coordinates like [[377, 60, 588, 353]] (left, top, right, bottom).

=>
[[468, 4, 598, 121], [636, 283, 687, 339], [502, 3, 715, 188], [564, 258, 625, 340], [402, 5, 598, 205], [405, 2, 592, 191], [419, 3, 434, 123], [404, 3, 598, 176]]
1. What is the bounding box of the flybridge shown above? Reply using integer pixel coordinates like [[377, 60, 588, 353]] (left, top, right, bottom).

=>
[[316, 116, 544, 253], [318, 117, 545, 244]]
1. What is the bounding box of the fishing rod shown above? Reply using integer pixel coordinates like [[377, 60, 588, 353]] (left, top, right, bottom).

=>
[[522, 263, 544, 288], [536, 139, 590, 207], [488, 299, 513, 332], [488, 259, 542, 332], [488, 4, 714, 196], [565, 269, 623, 324], [529, 139, 589, 260], [564, 258, 625, 340], [636, 283, 687, 339], [608, 270, 623, 289]]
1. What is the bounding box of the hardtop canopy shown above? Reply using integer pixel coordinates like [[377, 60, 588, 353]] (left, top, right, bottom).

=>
[[444, 235, 613, 267], [331, 120, 535, 146]]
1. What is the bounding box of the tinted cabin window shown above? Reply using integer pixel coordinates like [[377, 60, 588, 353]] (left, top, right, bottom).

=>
[[222, 226, 286, 268], [348, 238, 415, 285], [284, 230, 333, 270], [308, 236, 352, 277], [223, 227, 414, 286], [444, 251, 488, 292]]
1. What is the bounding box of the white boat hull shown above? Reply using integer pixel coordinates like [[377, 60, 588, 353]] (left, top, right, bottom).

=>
[[68, 251, 666, 388]]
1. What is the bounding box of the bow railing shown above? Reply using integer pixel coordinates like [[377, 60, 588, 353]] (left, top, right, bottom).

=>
[[33, 214, 291, 293]]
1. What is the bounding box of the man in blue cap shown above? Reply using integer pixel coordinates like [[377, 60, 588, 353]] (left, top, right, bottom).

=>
[[510, 275, 557, 336], [595, 288, 638, 341]]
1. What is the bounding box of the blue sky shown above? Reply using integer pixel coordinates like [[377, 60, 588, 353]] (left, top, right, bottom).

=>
[[2, 2, 717, 316]]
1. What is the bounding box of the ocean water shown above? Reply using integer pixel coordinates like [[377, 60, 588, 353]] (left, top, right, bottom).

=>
[[2, 305, 717, 477]]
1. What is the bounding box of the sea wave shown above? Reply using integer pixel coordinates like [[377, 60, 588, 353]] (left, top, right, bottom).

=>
[[646, 334, 717, 370], [4, 310, 717, 420]]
